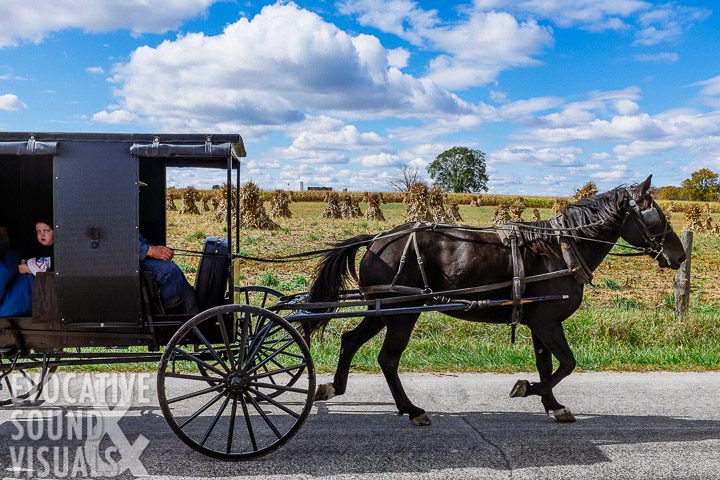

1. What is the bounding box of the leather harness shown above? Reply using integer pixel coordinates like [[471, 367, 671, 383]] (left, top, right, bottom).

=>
[[341, 191, 663, 343], [360, 221, 591, 343]]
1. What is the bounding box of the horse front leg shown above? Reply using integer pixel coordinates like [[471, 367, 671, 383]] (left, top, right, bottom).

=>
[[315, 315, 384, 401], [510, 322, 577, 423], [376, 314, 430, 426]]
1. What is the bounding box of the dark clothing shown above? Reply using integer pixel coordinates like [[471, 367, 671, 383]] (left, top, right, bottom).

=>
[[139, 236, 199, 315], [0, 249, 34, 317]]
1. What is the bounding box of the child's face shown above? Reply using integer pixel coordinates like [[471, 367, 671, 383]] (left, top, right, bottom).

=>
[[36, 222, 54, 247]]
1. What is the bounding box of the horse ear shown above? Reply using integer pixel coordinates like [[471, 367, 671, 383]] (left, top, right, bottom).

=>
[[639, 175, 652, 195]]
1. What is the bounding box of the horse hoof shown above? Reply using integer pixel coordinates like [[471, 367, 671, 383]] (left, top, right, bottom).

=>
[[509, 380, 530, 398], [548, 407, 576, 423], [314, 383, 336, 401], [410, 412, 432, 427]]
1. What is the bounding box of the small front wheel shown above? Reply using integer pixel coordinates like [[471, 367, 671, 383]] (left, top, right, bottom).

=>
[[1, 357, 58, 406], [158, 304, 315, 460]]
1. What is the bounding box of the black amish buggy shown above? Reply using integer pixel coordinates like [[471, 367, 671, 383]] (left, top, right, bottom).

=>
[[0, 132, 687, 461], [0, 132, 317, 459]]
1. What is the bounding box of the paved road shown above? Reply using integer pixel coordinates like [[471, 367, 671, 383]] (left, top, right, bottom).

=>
[[1, 372, 719, 479]]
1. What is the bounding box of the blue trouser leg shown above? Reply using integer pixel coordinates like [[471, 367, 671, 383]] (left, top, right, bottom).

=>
[[0, 250, 21, 303], [143, 258, 199, 315], [0, 274, 34, 318]]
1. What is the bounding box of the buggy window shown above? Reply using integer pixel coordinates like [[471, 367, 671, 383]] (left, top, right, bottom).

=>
[[0, 152, 53, 252]]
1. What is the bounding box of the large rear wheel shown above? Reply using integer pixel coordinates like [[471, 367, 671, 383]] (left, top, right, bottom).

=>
[[158, 304, 315, 460]]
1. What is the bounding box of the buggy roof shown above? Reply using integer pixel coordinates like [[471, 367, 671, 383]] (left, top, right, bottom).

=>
[[0, 132, 245, 169]]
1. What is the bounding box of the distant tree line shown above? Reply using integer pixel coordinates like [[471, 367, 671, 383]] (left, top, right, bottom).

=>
[[656, 168, 720, 201]]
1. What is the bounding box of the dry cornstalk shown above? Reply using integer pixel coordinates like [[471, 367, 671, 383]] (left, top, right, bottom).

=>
[[340, 194, 362, 218], [238, 182, 278, 230], [180, 186, 201, 215], [269, 190, 292, 218], [322, 192, 343, 219], [404, 183, 433, 222], [493, 203, 511, 226], [573, 181, 599, 200], [445, 202, 462, 223], [685, 205, 704, 231], [510, 198, 525, 221], [428, 188, 450, 223], [553, 199, 569, 215], [365, 193, 386, 221]]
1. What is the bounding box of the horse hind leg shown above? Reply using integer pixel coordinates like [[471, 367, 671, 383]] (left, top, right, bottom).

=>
[[532, 332, 575, 422], [315, 315, 384, 401], [510, 323, 577, 423], [376, 314, 430, 426]]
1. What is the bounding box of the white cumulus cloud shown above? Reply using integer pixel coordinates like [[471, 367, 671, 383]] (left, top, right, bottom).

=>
[[473, 1, 709, 46], [0, 0, 216, 47], [92, 109, 138, 124], [0, 93, 27, 111], [340, 0, 554, 89], [357, 152, 401, 167], [101, 3, 474, 131], [694, 75, 720, 97]]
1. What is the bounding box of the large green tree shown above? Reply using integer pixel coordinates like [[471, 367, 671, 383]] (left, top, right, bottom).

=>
[[681, 168, 720, 201], [427, 146, 489, 193]]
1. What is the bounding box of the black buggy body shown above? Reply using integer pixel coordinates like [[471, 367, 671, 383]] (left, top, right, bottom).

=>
[[0, 132, 319, 460], [0, 132, 244, 351]]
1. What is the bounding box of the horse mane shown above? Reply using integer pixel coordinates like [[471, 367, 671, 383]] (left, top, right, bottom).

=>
[[517, 186, 629, 258]]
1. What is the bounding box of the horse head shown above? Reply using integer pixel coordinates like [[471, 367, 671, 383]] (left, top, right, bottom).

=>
[[619, 175, 686, 269]]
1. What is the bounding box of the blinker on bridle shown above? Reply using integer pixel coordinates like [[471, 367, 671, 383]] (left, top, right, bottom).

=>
[[626, 195, 668, 259]]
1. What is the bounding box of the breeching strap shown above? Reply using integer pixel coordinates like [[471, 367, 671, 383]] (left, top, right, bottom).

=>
[[390, 224, 432, 294], [509, 228, 526, 343]]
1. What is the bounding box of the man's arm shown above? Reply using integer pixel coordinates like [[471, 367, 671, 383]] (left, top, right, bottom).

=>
[[139, 235, 174, 261]]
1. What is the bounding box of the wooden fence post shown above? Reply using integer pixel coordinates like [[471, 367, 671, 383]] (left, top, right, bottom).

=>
[[673, 230, 693, 319]]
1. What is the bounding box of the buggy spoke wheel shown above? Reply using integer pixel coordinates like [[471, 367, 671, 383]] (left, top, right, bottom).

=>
[[234, 285, 284, 311], [234, 287, 306, 400], [0, 358, 58, 406], [158, 304, 315, 460]]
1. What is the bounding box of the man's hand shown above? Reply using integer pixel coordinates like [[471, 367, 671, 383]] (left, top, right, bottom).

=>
[[18, 262, 31, 274], [148, 245, 174, 261]]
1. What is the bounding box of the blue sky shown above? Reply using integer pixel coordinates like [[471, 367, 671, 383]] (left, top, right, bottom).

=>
[[0, 0, 718, 195]]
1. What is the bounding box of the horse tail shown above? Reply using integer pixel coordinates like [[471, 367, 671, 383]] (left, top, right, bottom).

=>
[[305, 233, 375, 337]]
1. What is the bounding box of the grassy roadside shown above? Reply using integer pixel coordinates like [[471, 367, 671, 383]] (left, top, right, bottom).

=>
[[61, 298, 720, 374], [309, 301, 720, 373]]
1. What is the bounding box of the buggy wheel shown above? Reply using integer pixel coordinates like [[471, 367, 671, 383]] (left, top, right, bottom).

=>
[[234, 285, 284, 310], [233, 285, 304, 398], [158, 304, 315, 460], [195, 286, 287, 391], [0, 358, 58, 406]]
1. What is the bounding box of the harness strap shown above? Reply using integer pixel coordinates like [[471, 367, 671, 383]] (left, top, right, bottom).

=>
[[550, 218, 594, 285], [390, 231, 416, 287], [509, 228, 526, 343], [306, 268, 575, 309], [412, 231, 432, 293], [389, 223, 433, 294]]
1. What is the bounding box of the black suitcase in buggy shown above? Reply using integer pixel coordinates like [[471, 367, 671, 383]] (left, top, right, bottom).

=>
[[195, 236, 230, 311]]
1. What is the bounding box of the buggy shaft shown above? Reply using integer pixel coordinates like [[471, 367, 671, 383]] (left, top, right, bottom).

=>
[[284, 295, 569, 322]]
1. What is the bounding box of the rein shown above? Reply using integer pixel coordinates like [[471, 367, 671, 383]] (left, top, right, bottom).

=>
[[171, 218, 654, 263], [171, 190, 666, 264]]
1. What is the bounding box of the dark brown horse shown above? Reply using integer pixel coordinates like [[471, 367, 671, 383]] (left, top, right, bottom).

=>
[[308, 176, 686, 426]]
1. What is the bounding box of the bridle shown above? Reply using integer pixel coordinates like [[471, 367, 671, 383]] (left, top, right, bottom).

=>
[[623, 191, 671, 260]]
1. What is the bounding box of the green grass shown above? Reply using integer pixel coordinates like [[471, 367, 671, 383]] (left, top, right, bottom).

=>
[[308, 301, 720, 373]]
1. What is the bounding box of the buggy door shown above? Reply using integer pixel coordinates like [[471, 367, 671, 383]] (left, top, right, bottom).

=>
[[54, 140, 141, 327]]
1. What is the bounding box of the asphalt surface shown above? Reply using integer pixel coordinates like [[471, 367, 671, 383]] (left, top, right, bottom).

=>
[[1, 371, 720, 479]]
